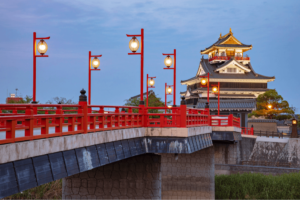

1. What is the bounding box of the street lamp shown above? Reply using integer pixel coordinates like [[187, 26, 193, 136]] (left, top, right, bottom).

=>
[[126, 29, 144, 105], [164, 56, 173, 68], [199, 73, 210, 107], [129, 37, 140, 53], [165, 83, 173, 113], [146, 74, 156, 107], [291, 118, 298, 138], [88, 51, 102, 105], [37, 40, 48, 55], [212, 82, 220, 115], [167, 86, 173, 94], [200, 78, 208, 86], [163, 49, 176, 106], [32, 32, 50, 103]]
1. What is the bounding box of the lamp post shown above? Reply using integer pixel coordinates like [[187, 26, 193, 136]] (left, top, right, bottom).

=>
[[212, 82, 220, 115], [162, 49, 176, 106], [291, 118, 298, 138], [165, 83, 173, 113], [146, 74, 156, 107], [32, 32, 50, 103], [88, 51, 102, 105], [126, 29, 144, 105], [199, 73, 210, 107]]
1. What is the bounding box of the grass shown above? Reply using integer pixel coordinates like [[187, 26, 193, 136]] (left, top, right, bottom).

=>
[[4, 173, 300, 199], [4, 180, 62, 199], [215, 172, 300, 199]]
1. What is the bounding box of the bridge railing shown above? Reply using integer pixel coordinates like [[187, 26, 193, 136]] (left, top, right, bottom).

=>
[[87, 105, 143, 132], [210, 114, 240, 127], [0, 104, 84, 144], [0, 97, 240, 144], [241, 127, 254, 135]]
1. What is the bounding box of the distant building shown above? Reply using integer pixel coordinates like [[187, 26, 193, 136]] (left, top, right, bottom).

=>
[[180, 28, 275, 127], [6, 94, 22, 103]]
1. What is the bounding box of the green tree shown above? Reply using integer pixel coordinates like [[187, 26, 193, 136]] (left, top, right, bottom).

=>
[[124, 93, 172, 116], [249, 89, 294, 119], [7, 95, 34, 104]]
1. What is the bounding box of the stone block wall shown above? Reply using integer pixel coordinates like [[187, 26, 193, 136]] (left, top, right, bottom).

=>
[[62, 154, 161, 199], [238, 137, 256, 162], [215, 164, 300, 176], [249, 141, 286, 165], [214, 142, 240, 165], [247, 121, 277, 132], [161, 147, 215, 199]]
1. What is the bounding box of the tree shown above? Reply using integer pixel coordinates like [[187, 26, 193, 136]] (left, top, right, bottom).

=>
[[124, 93, 172, 116], [46, 97, 76, 104], [7, 95, 34, 104], [248, 89, 294, 119]]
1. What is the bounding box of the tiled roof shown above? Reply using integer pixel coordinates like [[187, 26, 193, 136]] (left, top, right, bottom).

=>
[[181, 59, 275, 84], [200, 34, 251, 53], [196, 99, 256, 111]]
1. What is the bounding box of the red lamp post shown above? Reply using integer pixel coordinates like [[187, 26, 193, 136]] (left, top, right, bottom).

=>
[[126, 29, 144, 105], [165, 83, 173, 113], [146, 74, 156, 107], [32, 32, 50, 103], [199, 72, 210, 106], [212, 82, 220, 115], [88, 51, 102, 105], [162, 49, 176, 106]]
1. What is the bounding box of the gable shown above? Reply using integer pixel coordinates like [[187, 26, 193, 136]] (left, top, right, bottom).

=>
[[196, 63, 206, 76], [221, 35, 241, 45], [215, 60, 251, 74]]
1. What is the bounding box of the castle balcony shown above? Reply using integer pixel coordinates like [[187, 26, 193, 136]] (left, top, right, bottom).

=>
[[209, 56, 250, 64]]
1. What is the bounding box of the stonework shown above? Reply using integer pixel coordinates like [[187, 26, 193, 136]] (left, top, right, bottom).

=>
[[161, 147, 215, 199], [238, 137, 256, 162], [215, 164, 300, 176], [214, 142, 241, 165], [62, 154, 161, 199]]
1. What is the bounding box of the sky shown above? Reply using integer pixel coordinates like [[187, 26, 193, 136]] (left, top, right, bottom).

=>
[[0, 0, 300, 110]]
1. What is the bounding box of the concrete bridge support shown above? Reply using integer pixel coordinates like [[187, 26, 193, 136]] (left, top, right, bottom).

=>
[[62, 154, 161, 199], [161, 146, 215, 199]]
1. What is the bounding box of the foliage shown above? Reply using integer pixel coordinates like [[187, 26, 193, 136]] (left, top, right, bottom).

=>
[[46, 97, 76, 105], [5, 179, 62, 199], [215, 172, 300, 199], [7, 95, 34, 104], [124, 93, 172, 116], [248, 89, 294, 119]]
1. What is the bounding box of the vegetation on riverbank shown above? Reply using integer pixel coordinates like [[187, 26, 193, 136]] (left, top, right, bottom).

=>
[[215, 172, 300, 199], [4, 180, 62, 199], [5, 172, 300, 199]]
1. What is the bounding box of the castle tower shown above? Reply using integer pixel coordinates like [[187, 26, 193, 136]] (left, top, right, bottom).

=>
[[180, 28, 275, 127]]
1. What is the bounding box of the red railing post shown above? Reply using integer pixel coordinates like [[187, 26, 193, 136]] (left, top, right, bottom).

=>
[[228, 114, 233, 126], [25, 105, 34, 138], [79, 89, 88, 133], [180, 104, 187, 127]]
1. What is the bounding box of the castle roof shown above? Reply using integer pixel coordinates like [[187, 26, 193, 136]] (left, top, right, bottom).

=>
[[201, 28, 252, 54], [181, 58, 275, 85]]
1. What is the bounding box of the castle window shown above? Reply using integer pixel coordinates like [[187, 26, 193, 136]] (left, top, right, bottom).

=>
[[227, 68, 236, 73]]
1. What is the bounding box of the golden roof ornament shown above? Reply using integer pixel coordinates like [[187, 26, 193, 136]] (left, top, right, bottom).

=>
[[219, 33, 222, 39], [229, 27, 232, 34]]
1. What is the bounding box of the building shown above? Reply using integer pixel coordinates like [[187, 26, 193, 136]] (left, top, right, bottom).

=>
[[180, 28, 275, 127], [6, 94, 22, 103]]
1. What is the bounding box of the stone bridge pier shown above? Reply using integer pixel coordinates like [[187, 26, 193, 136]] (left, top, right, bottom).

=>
[[161, 147, 215, 199], [62, 154, 161, 199], [62, 147, 215, 199]]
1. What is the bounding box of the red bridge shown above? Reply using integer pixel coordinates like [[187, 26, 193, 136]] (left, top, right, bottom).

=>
[[0, 90, 240, 144]]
